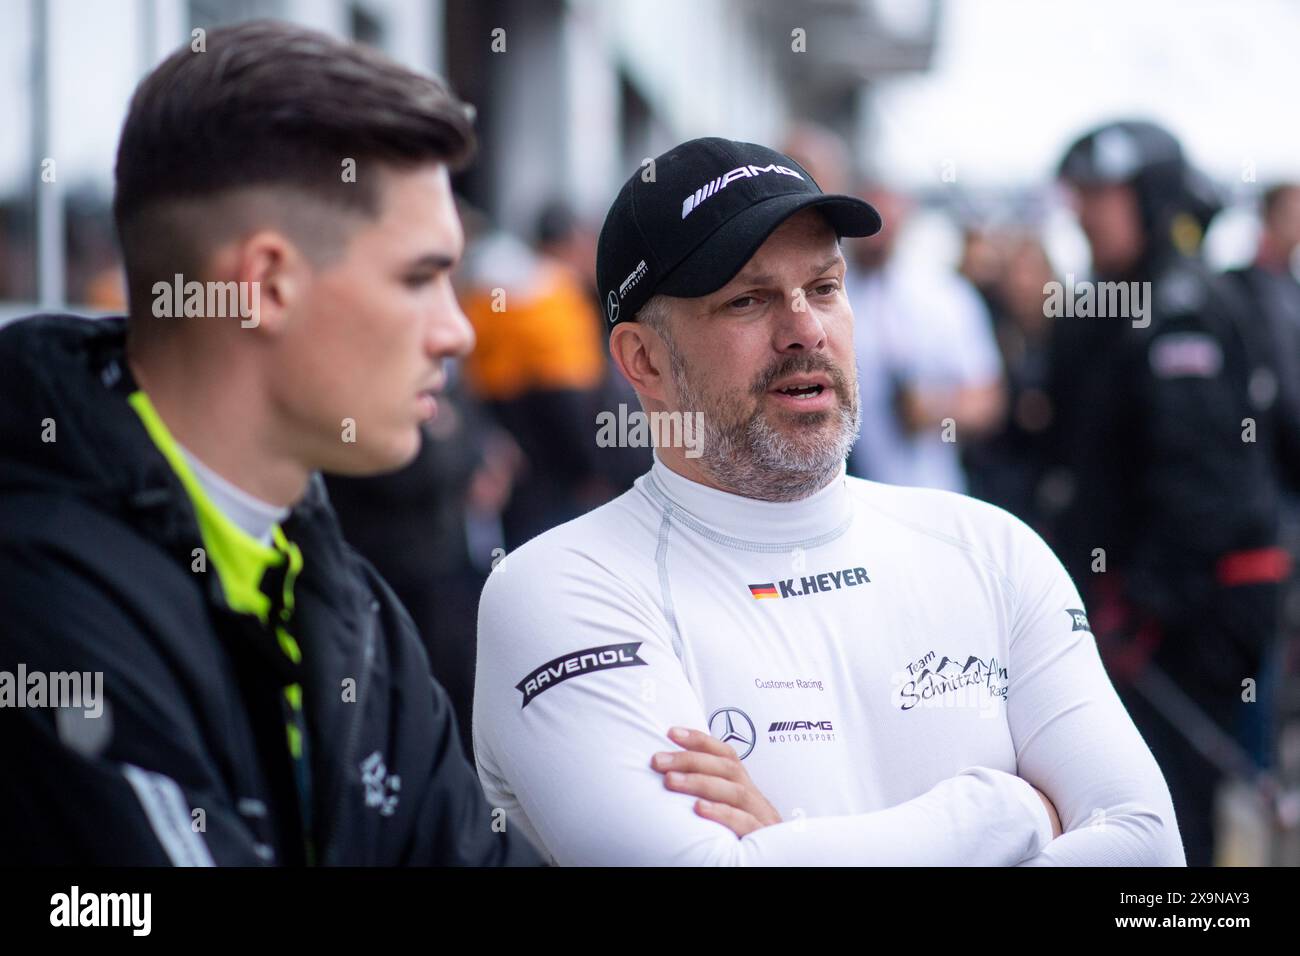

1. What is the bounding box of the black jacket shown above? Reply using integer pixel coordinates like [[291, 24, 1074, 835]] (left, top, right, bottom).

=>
[[0, 314, 541, 866], [1042, 253, 1284, 691], [1224, 264, 1300, 489]]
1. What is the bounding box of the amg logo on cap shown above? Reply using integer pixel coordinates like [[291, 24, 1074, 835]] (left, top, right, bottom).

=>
[[618, 259, 648, 298], [681, 164, 804, 219], [516, 642, 647, 708]]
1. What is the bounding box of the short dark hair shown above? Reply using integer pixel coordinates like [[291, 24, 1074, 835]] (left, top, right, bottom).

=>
[[114, 19, 476, 308]]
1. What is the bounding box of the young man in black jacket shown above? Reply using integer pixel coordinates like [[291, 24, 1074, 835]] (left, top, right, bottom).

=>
[[0, 19, 540, 866]]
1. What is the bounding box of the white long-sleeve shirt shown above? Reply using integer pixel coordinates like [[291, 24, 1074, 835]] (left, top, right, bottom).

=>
[[473, 457, 1185, 866]]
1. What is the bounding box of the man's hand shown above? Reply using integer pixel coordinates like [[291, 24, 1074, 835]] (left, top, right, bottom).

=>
[[650, 725, 1060, 844], [1032, 785, 1063, 838], [651, 726, 782, 837]]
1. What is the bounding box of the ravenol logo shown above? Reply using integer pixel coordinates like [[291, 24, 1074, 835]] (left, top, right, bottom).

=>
[[516, 642, 647, 708]]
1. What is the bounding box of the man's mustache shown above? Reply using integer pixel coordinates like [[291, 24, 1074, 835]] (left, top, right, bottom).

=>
[[752, 357, 852, 398]]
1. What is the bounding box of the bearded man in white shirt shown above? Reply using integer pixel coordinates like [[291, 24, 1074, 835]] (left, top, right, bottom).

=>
[[472, 137, 1184, 867]]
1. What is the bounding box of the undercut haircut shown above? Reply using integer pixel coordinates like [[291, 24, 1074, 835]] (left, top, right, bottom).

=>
[[114, 18, 476, 315]]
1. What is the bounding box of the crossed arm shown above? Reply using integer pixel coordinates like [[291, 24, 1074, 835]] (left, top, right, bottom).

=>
[[650, 725, 1063, 843]]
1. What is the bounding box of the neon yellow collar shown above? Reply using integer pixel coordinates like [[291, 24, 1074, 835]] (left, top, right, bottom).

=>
[[127, 390, 302, 626]]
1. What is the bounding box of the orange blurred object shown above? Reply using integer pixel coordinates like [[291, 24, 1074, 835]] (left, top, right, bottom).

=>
[[460, 261, 604, 402]]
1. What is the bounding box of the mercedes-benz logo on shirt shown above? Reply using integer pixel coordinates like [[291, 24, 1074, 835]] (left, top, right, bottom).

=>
[[707, 707, 756, 760]]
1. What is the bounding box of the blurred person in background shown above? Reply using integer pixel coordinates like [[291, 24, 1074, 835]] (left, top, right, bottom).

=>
[[963, 232, 1057, 526], [535, 198, 652, 496], [842, 183, 1006, 492], [1224, 183, 1300, 491], [781, 122, 855, 196], [1223, 182, 1300, 772], [458, 213, 611, 547], [958, 223, 1012, 322], [535, 198, 600, 303], [1237, 182, 1300, 282], [1048, 120, 1295, 865]]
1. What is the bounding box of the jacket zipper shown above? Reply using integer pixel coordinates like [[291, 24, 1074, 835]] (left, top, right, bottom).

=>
[[321, 600, 379, 864]]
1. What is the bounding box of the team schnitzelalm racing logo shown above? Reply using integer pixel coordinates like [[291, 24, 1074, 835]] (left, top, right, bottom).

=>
[[893, 650, 1008, 712]]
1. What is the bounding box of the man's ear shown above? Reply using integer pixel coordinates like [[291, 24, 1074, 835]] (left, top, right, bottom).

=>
[[215, 229, 308, 336], [610, 322, 671, 404]]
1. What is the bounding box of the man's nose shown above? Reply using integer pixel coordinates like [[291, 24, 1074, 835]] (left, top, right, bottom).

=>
[[773, 289, 827, 352], [429, 291, 476, 360]]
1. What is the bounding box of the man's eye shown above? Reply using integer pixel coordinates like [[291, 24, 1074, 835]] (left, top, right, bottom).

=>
[[403, 274, 435, 289], [814, 281, 840, 296], [728, 295, 760, 310]]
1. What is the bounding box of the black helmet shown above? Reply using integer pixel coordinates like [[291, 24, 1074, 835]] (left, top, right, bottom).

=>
[[1058, 120, 1222, 254]]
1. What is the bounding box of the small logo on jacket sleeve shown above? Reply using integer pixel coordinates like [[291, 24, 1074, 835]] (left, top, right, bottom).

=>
[[1067, 608, 1092, 632], [359, 751, 401, 817], [516, 642, 647, 708]]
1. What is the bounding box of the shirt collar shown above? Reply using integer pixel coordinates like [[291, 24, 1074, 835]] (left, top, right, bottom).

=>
[[178, 444, 291, 545], [644, 453, 851, 544]]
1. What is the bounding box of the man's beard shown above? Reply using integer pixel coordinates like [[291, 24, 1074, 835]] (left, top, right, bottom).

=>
[[664, 338, 861, 503]]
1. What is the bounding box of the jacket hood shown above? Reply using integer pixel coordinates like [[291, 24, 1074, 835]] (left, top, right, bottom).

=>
[[0, 315, 152, 500], [0, 313, 337, 555]]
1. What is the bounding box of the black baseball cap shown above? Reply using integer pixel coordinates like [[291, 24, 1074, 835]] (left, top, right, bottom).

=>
[[596, 136, 882, 328]]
